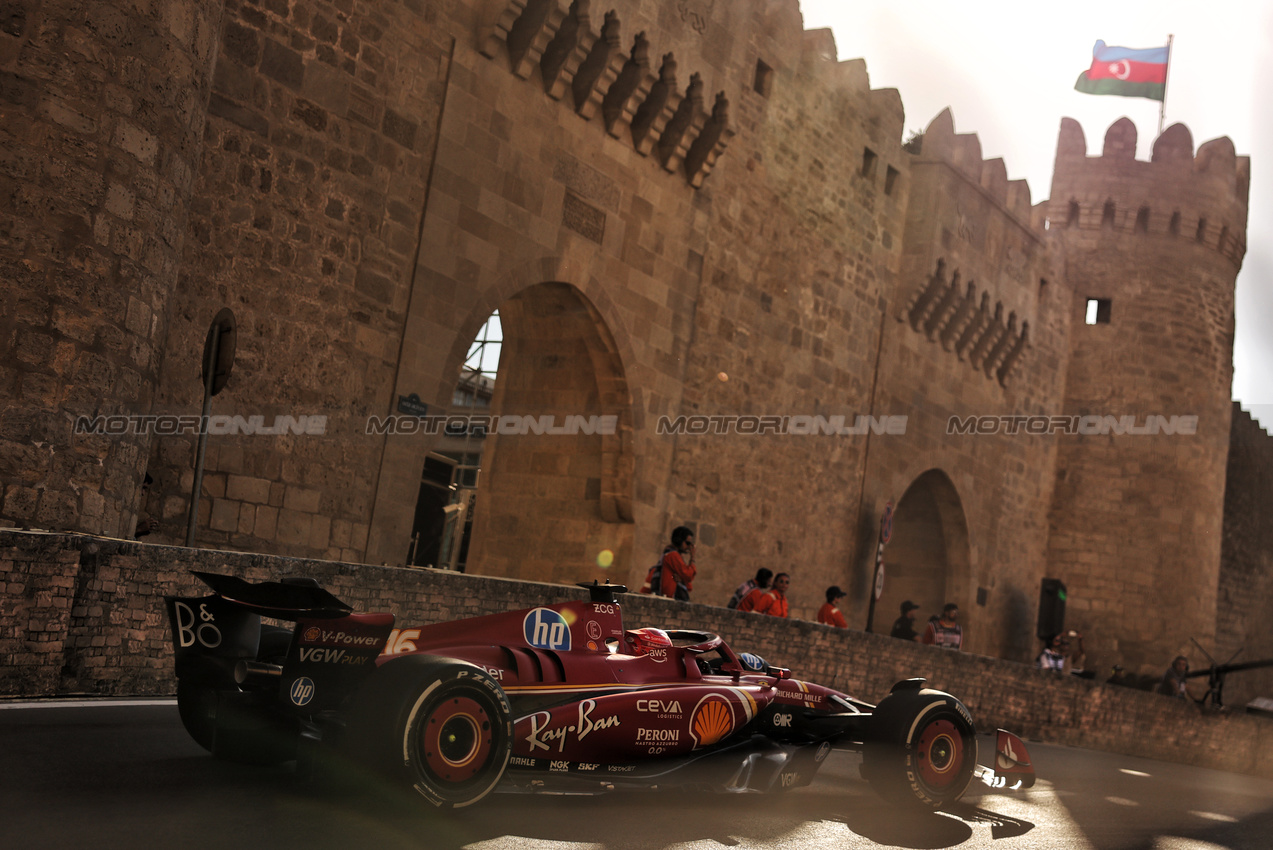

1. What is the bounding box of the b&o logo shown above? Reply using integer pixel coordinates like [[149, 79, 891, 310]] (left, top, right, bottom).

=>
[[289, 677, 316, 707], [523, 608, 571, 651]]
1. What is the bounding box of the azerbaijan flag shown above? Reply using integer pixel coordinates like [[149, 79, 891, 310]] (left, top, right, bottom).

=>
[[1074, 40, 1169, 101]]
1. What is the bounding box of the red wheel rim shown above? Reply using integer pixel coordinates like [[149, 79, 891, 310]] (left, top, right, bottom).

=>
[[915, 718, 963, 789], [420, 696, 493, 782]]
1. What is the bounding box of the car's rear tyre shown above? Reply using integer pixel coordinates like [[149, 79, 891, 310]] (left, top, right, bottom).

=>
[[343, 656, 512, 807], [861, 688, 976, 809], [177, 678, 218, 752], [175, 625, 299, 763]]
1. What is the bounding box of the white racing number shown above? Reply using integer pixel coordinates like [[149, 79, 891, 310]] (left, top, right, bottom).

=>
[[381, 628, 420, 655]]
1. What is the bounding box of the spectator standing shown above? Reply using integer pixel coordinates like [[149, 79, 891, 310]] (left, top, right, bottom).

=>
[[1066, 630, 1091, 678], [1036, 633, 1068, 672], [920, 603, 962, 650], [640, 526, 696, 600], [739, 572, 789, 617], [727, 568, 773, 609], [1158, 655, 1192, 699], [817, 586, 848, 628], [889, 600, 920, 641]]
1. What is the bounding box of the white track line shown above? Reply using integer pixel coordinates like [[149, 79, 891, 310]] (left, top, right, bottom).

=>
[[0, 698, 176, 710]]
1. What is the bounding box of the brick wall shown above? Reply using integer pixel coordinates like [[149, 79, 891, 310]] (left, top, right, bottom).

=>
[[2, 529, 1271, 779]]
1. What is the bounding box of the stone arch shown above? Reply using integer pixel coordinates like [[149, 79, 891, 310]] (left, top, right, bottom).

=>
[[454, 278, 636, 586], [435, 256, 643, 431], [874, 469, 972, 642]]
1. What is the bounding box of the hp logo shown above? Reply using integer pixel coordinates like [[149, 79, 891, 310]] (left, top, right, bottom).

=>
[[523, 608, 571, 651], [289, 676, 316, 706]]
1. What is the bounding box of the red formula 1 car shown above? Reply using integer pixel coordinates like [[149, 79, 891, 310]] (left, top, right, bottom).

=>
[[165, 573, 1034, 809]]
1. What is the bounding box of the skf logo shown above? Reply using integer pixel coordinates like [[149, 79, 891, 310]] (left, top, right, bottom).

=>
[[289, 677, 315, 706], [523, 608, 571, 651]]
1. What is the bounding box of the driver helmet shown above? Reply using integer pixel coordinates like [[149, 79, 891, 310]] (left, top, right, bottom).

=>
[[738, 652, 768, 673], [625, 627, 672, 656]]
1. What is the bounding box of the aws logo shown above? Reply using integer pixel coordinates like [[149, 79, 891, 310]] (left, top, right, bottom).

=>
[[523, 608, 571, 651]]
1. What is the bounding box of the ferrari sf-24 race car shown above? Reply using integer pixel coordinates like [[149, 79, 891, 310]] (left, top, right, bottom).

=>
[[166, 573, 1034, 809]]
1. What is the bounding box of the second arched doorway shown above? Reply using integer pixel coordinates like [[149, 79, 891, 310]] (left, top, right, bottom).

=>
[[874, 469, 972, 643]]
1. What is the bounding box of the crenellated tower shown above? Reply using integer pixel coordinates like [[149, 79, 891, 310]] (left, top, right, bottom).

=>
[[1044, 118, 1249, 674]]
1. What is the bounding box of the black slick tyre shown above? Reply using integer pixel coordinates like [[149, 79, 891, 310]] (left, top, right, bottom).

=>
[[176, 678, 217, 752], [342, 656, 513, 808], [862, 688, 977, 809]]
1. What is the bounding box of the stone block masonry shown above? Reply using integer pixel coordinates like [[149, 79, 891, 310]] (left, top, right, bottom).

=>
[[0, 0, 227, 538], [2, 529, 1271, 781]]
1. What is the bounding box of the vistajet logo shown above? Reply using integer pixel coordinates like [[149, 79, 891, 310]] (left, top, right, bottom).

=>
[[946, 414, 1198, 436], [656, 414, 907, 436], [74, 414, 327, 436]]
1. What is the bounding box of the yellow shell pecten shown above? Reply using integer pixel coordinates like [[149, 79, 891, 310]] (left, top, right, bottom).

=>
[[692, 698, 733, 746]]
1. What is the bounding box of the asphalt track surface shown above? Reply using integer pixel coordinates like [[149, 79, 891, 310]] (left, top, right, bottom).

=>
[[3, 699, 1273, 850]]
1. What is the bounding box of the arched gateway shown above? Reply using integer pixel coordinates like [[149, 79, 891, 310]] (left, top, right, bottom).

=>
[[874, 470, 972, 645], [434, 282, 635, 584]]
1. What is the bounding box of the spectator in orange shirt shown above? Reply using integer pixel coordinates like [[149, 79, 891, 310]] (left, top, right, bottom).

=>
[[739, 572, 789, 617], [817, 586, 848, 628], [658, 526, 696, 600]]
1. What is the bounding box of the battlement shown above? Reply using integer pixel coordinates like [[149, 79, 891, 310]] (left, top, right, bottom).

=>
[[1049, 118, 1249, 268], [898, 259, 1030, 387], [480, 0, 744, 187], [1233, 403, 1273, 442], [796, 31, 906, 145], [913, 109, 1036, 227], [480, 2, 914, 189]]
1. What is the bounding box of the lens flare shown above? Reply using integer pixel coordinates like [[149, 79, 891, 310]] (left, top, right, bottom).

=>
[[596, 549, 614, 568]]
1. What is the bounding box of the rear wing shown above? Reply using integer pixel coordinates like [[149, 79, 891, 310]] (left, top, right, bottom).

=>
[[165, 572, 395, 713], [187, 571, 353, 618]]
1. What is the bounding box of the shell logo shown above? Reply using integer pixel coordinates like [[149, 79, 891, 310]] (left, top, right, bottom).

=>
[[689, 695, 734, 748], [303, 626, 321, 642]]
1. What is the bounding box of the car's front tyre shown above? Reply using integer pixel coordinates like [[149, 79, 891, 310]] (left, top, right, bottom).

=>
[[861, 685, 977, 809]]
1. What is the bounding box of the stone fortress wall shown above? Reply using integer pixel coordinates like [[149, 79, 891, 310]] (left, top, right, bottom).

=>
[[1219, 406, 1273, 707], [0, 0, 1268, 683]]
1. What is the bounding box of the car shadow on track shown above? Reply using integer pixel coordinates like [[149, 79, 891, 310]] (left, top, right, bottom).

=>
[[310, 776, 1034, 850]]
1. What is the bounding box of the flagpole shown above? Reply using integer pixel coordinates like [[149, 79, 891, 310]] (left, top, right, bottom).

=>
[[1159, 34, 1173, 137]]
